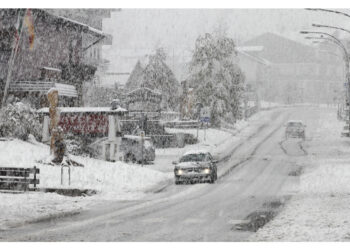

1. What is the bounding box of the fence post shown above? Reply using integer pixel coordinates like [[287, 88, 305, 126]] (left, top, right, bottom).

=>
[[33, 166, 37, 189], [68, 166, 71, 186], [61, 166, 63, 185], [24, 169, 27, 192]]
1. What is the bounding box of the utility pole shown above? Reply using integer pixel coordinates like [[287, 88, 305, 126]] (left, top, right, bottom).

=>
[[1, 9, 25, 108]]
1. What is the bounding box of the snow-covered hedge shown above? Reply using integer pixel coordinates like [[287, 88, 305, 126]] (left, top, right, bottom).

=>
[[0, 102, 42, 141]]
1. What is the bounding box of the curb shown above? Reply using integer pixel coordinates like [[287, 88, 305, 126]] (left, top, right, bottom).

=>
[[4, 210, 82, 230]]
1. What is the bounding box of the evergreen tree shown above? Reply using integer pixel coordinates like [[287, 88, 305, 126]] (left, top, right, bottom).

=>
[[142, 48, 180, 111], [124, 60, 145, 93], [188, 33, 245, 126]]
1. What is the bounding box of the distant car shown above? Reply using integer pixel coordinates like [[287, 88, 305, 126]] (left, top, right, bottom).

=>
[[173, 150, 218, 185], [121, 135, 155, 164], [285, 120, 306, 140]]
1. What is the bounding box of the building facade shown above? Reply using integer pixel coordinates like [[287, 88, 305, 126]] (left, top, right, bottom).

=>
[[0, 9, 111, 108], [242, 32, 344, 104]]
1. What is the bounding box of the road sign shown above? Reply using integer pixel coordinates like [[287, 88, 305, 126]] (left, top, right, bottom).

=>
[[200, 117, 210, 123]]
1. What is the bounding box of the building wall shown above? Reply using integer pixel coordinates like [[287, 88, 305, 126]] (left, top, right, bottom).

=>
[[0, 9, 102, 106], [237, 53, 269, 106], [11, 12, 83, 82]]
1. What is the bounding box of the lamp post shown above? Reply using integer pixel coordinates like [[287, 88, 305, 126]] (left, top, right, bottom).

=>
[[308, 38, 346, 113], [305, 8, 350, 19], [301, 29, 350, 133], [300, 30, 349, 84], [312, 23, 350, 36]]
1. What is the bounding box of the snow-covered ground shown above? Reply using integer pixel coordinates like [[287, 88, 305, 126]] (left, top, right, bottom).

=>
[[149, 108, 282, 174], [251, 107, 350, 241], [0, 138, 170, 230], [0, 107, 282, 231]]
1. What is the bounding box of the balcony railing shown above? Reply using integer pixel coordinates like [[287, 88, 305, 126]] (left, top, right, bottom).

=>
[[9, 81, 78, 97]]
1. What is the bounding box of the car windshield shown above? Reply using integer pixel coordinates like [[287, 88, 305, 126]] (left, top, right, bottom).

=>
[[180, 153, 206, 162], [288, 122, 303, 127]]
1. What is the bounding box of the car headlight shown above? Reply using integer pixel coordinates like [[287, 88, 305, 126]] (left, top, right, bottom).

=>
[[177, 169, 183, 175], [203, 168, 211, 174]]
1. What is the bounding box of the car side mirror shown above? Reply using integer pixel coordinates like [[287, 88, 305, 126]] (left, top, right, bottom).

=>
[[172, 161, 178, 165], [212, 159, 219, 164]]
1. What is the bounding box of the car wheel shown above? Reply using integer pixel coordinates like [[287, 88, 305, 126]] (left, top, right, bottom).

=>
[[208, 174, 215, 184], [175, 177, 182, 185], [131, 155, 137, 163], [124, 154, 131, 163]]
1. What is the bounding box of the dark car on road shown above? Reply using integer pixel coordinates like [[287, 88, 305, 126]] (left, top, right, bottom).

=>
[[173, 150, 218, 185], [285, 120, 306, 140]]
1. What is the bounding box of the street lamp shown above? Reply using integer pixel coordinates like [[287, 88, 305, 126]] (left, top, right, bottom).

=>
[[312, 23, 350, 36], [304, 36, 345, 49], [300, 30, 349, 69], [305, 8, 350, 19], [300, 31, 347, 51], [302, 28, 350, 129], [306, 37, 347, 110]]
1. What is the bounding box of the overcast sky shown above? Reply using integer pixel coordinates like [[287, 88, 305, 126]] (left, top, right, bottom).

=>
[[102, 9, 350, 82]]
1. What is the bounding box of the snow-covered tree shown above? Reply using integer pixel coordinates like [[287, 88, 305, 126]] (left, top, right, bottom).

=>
[[124, 60, 145, 93], [188, 33, 245, 126], [0, 102, 42, 141], [142, 48, 180, 111]]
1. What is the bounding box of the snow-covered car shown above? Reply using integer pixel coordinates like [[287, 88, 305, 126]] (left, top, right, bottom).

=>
[[121, 135, 155, 164], [173, 150, 218, 185], [285, 120, 306, 139]]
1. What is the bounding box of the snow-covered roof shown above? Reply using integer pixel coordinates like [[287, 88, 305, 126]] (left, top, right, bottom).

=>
[[37, 106, 128, 114], [126, 87, 162, 96], [183, 149, 211, 156], [237, 50, 271, 66], [287, 120, 304, 123], [236, 46, 264, 52], [55, 15, 105, 37]]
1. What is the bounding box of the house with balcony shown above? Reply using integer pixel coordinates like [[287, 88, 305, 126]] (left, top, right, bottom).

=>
[[0, 9, 111, 108]]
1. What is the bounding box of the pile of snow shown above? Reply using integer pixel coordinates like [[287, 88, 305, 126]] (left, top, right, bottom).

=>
[[0, 192, 87, 230], [0, 139, 170, 199], [0, 102, 42, 141], [0, 137, 171, 230]]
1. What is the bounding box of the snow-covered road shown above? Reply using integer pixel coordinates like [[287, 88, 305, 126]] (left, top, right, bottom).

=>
[[0, 106, 320, 241]]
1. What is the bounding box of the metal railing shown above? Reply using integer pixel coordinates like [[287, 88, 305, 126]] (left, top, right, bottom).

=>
[[9, 81, 78, 97]]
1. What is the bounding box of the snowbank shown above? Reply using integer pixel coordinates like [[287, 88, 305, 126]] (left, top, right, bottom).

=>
[[0, 138, 170, 229], [0, 139, 170, 199]]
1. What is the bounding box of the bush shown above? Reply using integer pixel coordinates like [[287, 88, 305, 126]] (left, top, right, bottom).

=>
[[0, 102, 42, 141]]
